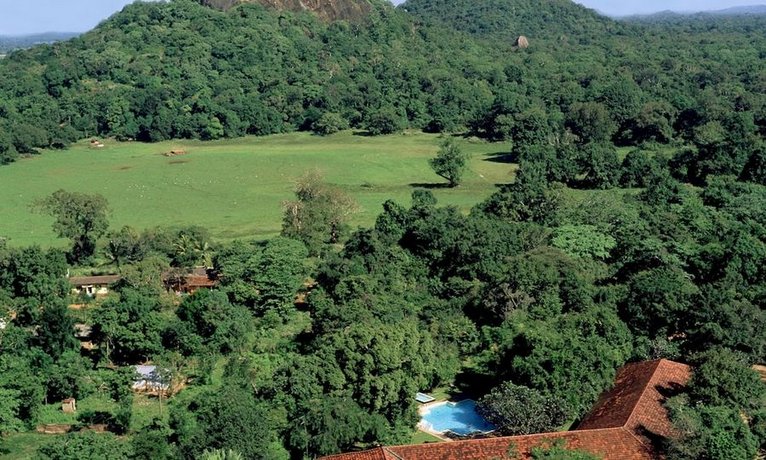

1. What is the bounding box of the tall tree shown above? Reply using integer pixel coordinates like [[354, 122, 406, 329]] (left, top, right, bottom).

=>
[[477, 382, 568, 435], [36, 301, 79, 360], [172, 385, 288, 460], [34, 190, 109, 264], [282, 171, 358, 255], [429, 138, 470, 187], [91, 289, 165, 364]]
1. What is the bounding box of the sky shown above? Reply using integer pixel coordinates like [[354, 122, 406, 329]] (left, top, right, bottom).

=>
[[0, 0, 758, 35]]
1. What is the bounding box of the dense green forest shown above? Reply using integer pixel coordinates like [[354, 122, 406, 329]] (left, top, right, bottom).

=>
[[0, 0, 765, 459]]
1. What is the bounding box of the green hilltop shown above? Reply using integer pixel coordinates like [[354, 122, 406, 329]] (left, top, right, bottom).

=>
[[400, 0, 618, 41]]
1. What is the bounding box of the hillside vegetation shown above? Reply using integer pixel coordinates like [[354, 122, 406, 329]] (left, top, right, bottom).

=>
[[0, 0, 763, 167], [400, 0, 617, 41]]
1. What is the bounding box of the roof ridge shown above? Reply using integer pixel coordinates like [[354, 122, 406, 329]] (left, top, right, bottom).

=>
[[382, 447, 406, 460], [574, 359, 664, 431], [320, 447, 390, 460], [622, 359, 663, 433]]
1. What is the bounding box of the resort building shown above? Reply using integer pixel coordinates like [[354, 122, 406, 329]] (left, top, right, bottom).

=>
[[321, 359, 691, 460]]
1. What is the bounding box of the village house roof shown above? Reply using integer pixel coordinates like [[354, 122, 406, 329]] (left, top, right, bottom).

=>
[[68, 275, 121, 286], [320, 359, 691, 460], [132, 365, 169, 392], [183, 267, 218, 288], [163, 267, 219, 291]]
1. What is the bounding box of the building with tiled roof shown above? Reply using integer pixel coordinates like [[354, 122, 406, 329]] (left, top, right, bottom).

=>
[[164, 267, 219, 294], [69, 274, 121, 297], [320, 359, 691, 460]]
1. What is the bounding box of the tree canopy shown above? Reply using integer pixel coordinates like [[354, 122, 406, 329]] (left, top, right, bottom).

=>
[[34, 190, 109, 264]]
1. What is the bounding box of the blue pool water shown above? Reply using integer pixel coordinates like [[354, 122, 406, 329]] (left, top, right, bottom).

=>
[[420, 400, 496, 436]]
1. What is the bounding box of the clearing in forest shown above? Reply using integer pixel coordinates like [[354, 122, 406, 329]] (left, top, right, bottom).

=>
[[0, 131, 513, 247]]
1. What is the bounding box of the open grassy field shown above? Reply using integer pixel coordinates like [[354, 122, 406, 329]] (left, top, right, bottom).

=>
[[0, 131, 512, 247]]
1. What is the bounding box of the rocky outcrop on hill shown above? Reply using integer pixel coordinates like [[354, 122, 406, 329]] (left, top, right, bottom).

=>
[[516, 35, 529, 48], [201, 0, 376, 22]]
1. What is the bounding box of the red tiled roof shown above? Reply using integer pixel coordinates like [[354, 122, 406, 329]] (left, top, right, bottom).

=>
[[577, 359, 691, 441], [319, 359, 691, 460], [379, 428, 651, 460], [69, 275, 121, 286], [162, 268, 219, 289], [322, 448, 393, 460], [184, 275, 217, 288]]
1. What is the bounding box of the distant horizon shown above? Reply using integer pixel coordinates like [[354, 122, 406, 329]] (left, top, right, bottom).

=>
[[574, 0, 765, 16], [0, 31, 80, 38], [0, 0, 763, 35]]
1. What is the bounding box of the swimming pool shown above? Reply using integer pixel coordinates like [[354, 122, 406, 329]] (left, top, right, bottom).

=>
[[419, 400, 496, 436]]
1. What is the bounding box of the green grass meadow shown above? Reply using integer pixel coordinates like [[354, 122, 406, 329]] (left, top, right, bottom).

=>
[[0, 131, 512, 247]]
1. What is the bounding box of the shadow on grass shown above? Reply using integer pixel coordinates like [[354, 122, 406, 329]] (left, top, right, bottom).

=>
[[352, 130, 376, 137], [482, 151, 517, 164], [409, 183, 453, 189]]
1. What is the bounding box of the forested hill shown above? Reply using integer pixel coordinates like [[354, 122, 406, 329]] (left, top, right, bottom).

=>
[[0, 0, 487, 161], [0, 0, 764, 171], [623, 4, 766, 21], [399, 0, 620, 42]]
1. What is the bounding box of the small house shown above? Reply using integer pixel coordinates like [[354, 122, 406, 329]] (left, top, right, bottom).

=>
[[132, 365, 170, 394], [69, 275, 121, 297], [61, 398, 76, 414]]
